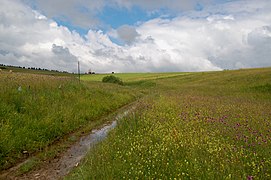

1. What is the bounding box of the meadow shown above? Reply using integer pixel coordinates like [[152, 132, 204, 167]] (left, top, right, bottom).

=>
[[0, 71, 142, 170], [67, 68, 271, 179], [81, 72, 189, 82]]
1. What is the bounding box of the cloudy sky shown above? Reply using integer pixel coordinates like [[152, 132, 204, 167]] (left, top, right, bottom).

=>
[[0, 0, 271, 73]]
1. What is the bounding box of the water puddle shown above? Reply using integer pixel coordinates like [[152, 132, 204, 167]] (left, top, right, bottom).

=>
[[1, 103, 137, 180], [52, 120, 118, 179]]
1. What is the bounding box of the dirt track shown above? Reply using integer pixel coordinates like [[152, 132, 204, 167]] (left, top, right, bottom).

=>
[[0, 102, 138, 180]]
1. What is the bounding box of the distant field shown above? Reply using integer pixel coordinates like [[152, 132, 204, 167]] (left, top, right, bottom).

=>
[[68, 67, 271, 179], [81, 72, 189, 82], [0, 65, 74, 76]]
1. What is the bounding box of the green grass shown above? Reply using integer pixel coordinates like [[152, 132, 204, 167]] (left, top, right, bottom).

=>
[[2, 67, 271, 178], [18, 157, 41, 175], [67, 67, 271, 179], [0, 65, 74, 76], [0, 72, 142, 170], [81, 72, 189, 82]]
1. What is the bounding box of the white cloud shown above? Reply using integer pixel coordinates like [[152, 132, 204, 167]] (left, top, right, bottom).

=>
[[23, 0, 104, 28], [116, 25, 139, 44], [113, 0, 213, 11], [0, 0, 271, 73], [21, 0, 217, 29], [0, 0, 81, 71]]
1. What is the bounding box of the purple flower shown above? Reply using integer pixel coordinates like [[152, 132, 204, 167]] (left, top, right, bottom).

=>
[[247, 176, 253, 180]]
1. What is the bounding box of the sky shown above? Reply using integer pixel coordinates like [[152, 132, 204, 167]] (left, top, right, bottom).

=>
[[0, 0, 271, 73]]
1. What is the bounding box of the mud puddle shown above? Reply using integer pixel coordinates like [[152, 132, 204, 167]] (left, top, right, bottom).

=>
[[1, 103, 137, 180]]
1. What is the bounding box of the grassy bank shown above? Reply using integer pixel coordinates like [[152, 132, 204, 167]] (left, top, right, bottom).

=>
[[67, 67, 271, 179], [81, 72, 188, 82], [0, 72, 142, 170]]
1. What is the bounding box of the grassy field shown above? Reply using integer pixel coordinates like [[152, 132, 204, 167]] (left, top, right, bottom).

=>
[[81, 72, 189, 82], [67, 67, 271, 179], [0, 65, 74, 76], [1, 67, 271, 179], [0, 71, 143, 170]]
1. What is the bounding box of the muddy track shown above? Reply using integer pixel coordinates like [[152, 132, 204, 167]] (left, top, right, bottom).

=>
[[0, 101, 139, 180]]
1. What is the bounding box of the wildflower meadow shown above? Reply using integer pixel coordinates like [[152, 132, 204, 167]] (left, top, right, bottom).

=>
[[68, 68, 271, 179]]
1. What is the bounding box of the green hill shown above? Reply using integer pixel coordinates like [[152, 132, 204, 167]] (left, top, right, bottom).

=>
[[1, 67, 271, 179], [68, 67, 271, 179]]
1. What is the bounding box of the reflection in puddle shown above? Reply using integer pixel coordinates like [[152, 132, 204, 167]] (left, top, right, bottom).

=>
[[53, 108, 134, 178]]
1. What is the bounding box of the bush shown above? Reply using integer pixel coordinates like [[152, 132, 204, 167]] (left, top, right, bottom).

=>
[[102, 75, 124, 85]]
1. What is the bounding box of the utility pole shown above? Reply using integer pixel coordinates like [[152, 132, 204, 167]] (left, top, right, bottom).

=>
[[78, 61, 80, 83]]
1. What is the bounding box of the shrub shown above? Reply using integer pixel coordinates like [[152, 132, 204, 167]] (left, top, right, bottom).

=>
[[102, 75, 123, 85]]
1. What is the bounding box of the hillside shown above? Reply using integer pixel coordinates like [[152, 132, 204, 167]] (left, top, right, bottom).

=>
[[1, 67, 270, 179], [68, 67, 271, 179]]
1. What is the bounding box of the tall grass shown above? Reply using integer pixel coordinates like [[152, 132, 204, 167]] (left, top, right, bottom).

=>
[[67, 68, 271, 179], [0, 72, 141, 170]]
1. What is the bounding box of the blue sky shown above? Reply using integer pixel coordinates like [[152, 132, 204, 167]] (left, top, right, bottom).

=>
[[98, 6, 154, 29], [1, 0, 271, 72], [44, 3, 173, 35], [54, 1, 228, 34], [25, 0, 235, 34], [46, 0, 238, 41], [54, 5, 161, 35]]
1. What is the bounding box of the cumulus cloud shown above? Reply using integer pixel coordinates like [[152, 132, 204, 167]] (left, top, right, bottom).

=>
[[23, 0, 104, 28], [1, 0, 271, 73], [0, 0, 83, 71], [89, 0, 271, 72], [22, 0, 217, 29], [116, 25, 139, 44], [113, 0, 213, 11], [51, 44, 78, 70]]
